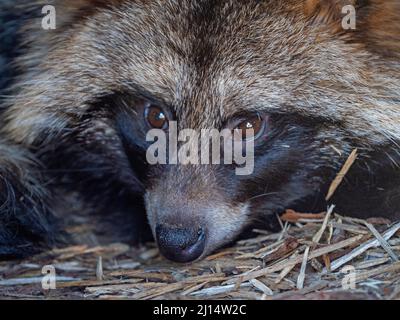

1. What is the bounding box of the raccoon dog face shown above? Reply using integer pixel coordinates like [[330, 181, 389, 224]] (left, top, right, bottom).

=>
[[5, 0, 400, 262]]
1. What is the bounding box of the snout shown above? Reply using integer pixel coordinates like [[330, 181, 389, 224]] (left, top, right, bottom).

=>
[[155, 224, 206, 263]]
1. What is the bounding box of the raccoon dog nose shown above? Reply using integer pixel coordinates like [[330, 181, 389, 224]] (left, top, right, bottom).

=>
[[155, 224, 206, 263]]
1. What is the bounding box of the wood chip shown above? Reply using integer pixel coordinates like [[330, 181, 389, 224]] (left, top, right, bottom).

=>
[[96, 256, 104, 281], [364, 222, 399, 262], [250, 279, 273, 296], [325, 148, 358, 200], [327, 222, 400, 272], [190, 283, 251, 297], [297, 246, 310, 289], [275, 251, 299, 284], [281, 210, 326, 223], [1, 205, 398, 300], [312, 205, 334, 244], [227, 235, 364, 284], [0, 276, 80, 286]]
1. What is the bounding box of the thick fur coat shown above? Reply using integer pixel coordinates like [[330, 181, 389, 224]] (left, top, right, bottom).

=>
[[0, 0, 399, 261]]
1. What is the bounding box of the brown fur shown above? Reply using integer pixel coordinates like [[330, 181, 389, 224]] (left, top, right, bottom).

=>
[[0, 0, 399, 260]]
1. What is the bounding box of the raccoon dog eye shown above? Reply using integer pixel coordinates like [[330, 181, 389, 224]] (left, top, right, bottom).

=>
[[145, 105, 169, 129], [233, 113, 266, 141]]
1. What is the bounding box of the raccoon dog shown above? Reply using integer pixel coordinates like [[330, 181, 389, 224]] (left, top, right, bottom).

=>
[[0, 0, 399, 262]]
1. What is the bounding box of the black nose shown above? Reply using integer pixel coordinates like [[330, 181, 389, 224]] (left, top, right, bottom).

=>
[[156, 224, 206, 263]]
